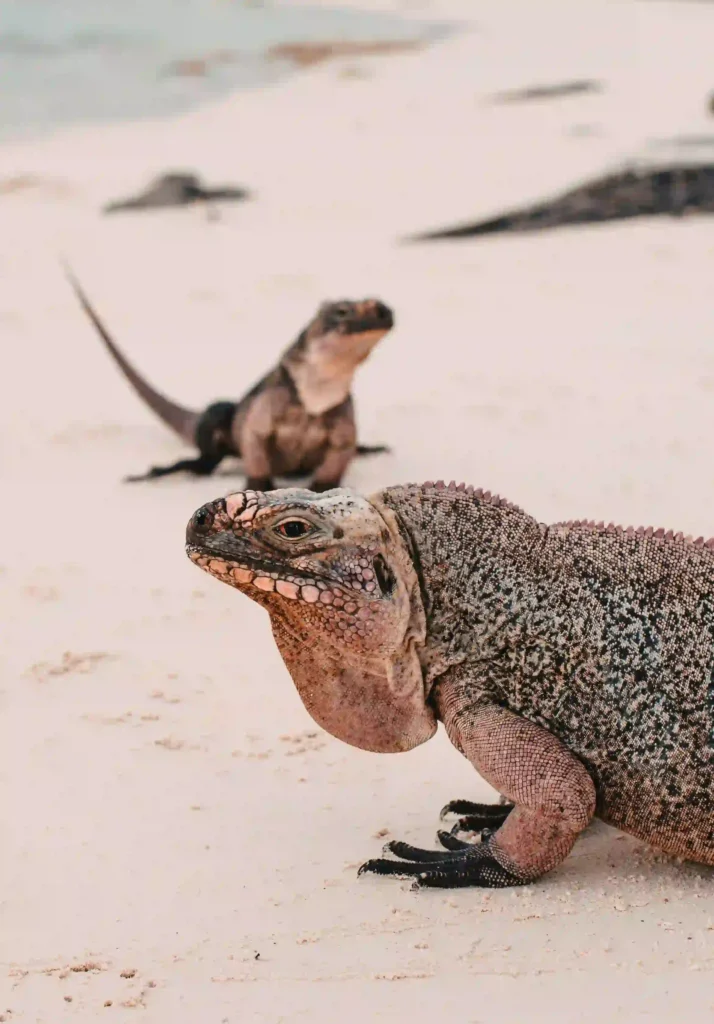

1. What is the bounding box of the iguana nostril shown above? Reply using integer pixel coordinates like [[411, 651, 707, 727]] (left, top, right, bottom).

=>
[[191, 507, 213, 534]]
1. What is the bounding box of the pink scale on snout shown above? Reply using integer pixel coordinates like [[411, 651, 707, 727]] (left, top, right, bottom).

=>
[[319, 591, 334, 605], [301, 585, 320, 603], [253, 576, 275, 592], [361, 568, 374, 581], [224, 493, 246, 519], [344, 602, 358, 614], [232, 567, 254, 584], [276, 580, 300, 600]]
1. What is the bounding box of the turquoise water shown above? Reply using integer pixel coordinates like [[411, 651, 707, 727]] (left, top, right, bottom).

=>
[[0, 0, 433, 142]]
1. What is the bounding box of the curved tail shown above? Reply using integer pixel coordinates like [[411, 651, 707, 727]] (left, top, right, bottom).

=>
[[64, 264, 199, 445]]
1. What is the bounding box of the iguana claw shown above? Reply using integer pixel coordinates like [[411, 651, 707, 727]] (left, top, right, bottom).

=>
[[358, 837, 529, 889]]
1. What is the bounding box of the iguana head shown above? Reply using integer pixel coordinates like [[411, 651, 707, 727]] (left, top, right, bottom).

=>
[[284, 299, 393, 413], [185, 487, 435, 753], [304, 298, 393, 364]]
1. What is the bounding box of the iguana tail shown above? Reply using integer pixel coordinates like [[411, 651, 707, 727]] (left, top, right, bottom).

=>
[[403, 211, 530, 242], [64, 265, 199, 445]]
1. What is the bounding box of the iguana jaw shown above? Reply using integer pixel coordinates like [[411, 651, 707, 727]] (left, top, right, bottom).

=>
[[185, 487, 436, 752]]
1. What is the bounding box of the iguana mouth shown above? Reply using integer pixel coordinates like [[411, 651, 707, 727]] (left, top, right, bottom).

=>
[[185, 543, 345, 599], [345, 306, 393, 333]]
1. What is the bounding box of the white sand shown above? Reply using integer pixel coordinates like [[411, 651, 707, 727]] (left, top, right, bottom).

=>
[[3, 0, 714, 1018]]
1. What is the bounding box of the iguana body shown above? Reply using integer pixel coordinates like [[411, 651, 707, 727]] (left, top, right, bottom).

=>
[[104, 172, 250, 213], [66, 270, 392, 489], [408, 162, 714, 241], [185, 481, 714, 889], [491, 79, 601, 104]]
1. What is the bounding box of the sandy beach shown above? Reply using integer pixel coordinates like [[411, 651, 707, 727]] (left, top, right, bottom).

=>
[[3, 0, 714, 1019]]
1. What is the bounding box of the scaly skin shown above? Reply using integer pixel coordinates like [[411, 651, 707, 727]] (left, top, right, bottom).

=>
[[66, 266, 392, 489], [184, 482, 714, 889]]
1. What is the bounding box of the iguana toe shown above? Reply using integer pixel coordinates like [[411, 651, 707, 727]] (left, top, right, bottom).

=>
[[439, 799, 514, 833], [436, 829, 473, 851], [439, 798, 513, 819], [358, 857, 425, 879], [384, 840, 466, 863]]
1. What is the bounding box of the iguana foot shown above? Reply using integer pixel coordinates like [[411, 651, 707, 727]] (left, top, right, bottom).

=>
[[310, 480, 340, 493], [125, 466, 175, 482], [245, 476, 275, 491], [125, 455, 221, 482], [355, 444, 391, 456], [358, 834, 529, 889], [440, 799, 514, 833]]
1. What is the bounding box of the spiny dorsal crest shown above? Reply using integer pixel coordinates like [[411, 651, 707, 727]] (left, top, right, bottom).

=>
[[414, 479, 525, 514], [553, 519, 714, 549]]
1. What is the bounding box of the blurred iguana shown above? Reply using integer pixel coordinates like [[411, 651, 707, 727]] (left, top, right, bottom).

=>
[[67, 269, 392, 488], [409, 163, 714, 241]]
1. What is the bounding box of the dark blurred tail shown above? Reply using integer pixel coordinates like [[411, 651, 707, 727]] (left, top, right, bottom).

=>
[[403, 212, 523, 242], [63, 262, 199, 444]]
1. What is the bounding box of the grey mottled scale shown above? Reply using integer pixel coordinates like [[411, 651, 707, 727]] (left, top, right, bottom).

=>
[[380, 483, 714, 860]]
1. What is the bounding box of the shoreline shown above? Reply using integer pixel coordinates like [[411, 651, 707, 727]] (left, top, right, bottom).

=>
[[0, 1, 439, 148]]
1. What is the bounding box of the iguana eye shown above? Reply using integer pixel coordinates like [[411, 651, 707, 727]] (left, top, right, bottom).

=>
[[333, 303, 352, 319], [275, 519, 313, 540]]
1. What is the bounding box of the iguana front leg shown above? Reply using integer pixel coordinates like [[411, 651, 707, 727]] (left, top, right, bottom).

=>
[[237, 392, 277, 491], [360, 686, 596, 889], [309, 410, 357, 493]]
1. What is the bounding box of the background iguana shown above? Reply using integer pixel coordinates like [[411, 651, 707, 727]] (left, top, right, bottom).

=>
[[185, 481, 714, 889], [66, 271, 392, 489], [408, 162, 714, 241], [103, 172, 250, 213]]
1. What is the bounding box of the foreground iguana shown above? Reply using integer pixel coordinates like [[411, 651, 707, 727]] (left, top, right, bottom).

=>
[[408, 162, 714, 241], [185, 481, 714, 889], [66, 270, 392, 489]]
